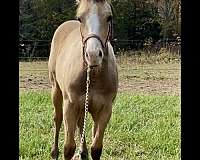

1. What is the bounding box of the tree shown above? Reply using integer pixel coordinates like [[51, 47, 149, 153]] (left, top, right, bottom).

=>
[[19, 0, 181, 56], [19, 0, 77, 57], [112, 0, 161, 50], [152, 0, 181, 39]]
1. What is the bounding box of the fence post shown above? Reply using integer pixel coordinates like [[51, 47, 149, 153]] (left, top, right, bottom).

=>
[[30, 41, 37, 61]]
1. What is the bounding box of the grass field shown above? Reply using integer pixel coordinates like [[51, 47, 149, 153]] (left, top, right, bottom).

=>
[[19, 53, 181, 160], [19, 91, 180, 160]]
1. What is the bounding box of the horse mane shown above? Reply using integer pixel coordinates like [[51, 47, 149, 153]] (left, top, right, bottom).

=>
[[76, 0, 88, 17]]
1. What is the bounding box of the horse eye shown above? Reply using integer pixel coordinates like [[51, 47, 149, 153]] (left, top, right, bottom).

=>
[[107, 15, 112, 22], [77, 17, 82, 23]]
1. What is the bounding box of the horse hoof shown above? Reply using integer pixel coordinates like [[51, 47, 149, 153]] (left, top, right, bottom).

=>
[[51, 148, 59, 160], [71, 154, 81, 160]]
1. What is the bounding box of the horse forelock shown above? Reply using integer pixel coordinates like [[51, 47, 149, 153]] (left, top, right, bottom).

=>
[[76, 0, 106, 3], [76, 0, 111, 18]]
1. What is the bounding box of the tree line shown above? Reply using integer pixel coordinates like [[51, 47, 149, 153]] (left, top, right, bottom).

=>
[[19, 0, 181, 57]]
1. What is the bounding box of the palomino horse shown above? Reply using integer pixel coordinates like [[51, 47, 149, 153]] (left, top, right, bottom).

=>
[[48, 0, 118, 159]]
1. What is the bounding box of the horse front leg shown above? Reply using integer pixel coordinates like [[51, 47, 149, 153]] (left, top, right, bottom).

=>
[[50, 84, 63, 160], [91, 104, 112, 160], [77, 113, 89, 160], [63, 99, 78, 160]]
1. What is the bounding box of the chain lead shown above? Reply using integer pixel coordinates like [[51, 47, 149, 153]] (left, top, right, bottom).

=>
[[78, 66, 90, 159]]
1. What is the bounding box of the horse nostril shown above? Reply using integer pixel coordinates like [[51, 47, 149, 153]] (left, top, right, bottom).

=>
[[99, 50, 103, 58]]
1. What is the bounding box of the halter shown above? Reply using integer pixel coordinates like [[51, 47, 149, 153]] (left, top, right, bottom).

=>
[[80, 21, 112, 65]]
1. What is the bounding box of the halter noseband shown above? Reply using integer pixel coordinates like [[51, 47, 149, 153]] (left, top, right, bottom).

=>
[[82, 34, 105, 49]]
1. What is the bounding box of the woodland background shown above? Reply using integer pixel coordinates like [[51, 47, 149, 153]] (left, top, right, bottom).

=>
[[19, 0, 181, 57]]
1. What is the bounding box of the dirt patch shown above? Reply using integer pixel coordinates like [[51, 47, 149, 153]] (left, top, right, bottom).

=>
[[119, 78, 180, 95], [19, 59, 180, 95], [19, 73, 51, 91]]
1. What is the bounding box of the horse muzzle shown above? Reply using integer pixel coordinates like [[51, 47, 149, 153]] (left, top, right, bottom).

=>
[[85, 49, 104, 67]]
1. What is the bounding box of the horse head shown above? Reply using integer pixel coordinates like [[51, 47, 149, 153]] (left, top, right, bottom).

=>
[[76, 0, 113, 67]]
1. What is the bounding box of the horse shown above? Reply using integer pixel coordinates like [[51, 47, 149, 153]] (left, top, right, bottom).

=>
[[48, 0, 118, 159]]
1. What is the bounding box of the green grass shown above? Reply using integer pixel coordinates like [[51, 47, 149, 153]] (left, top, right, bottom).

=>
[[19, 91, 180, 160]]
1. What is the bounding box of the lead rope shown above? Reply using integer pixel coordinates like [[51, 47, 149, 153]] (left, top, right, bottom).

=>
[[78, 66, 91, 159]]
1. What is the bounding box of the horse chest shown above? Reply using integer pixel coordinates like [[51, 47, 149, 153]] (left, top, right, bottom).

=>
[[66, 68, 117, 112], [68, 84, 112, 112], [87, 89, 115, 115]]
